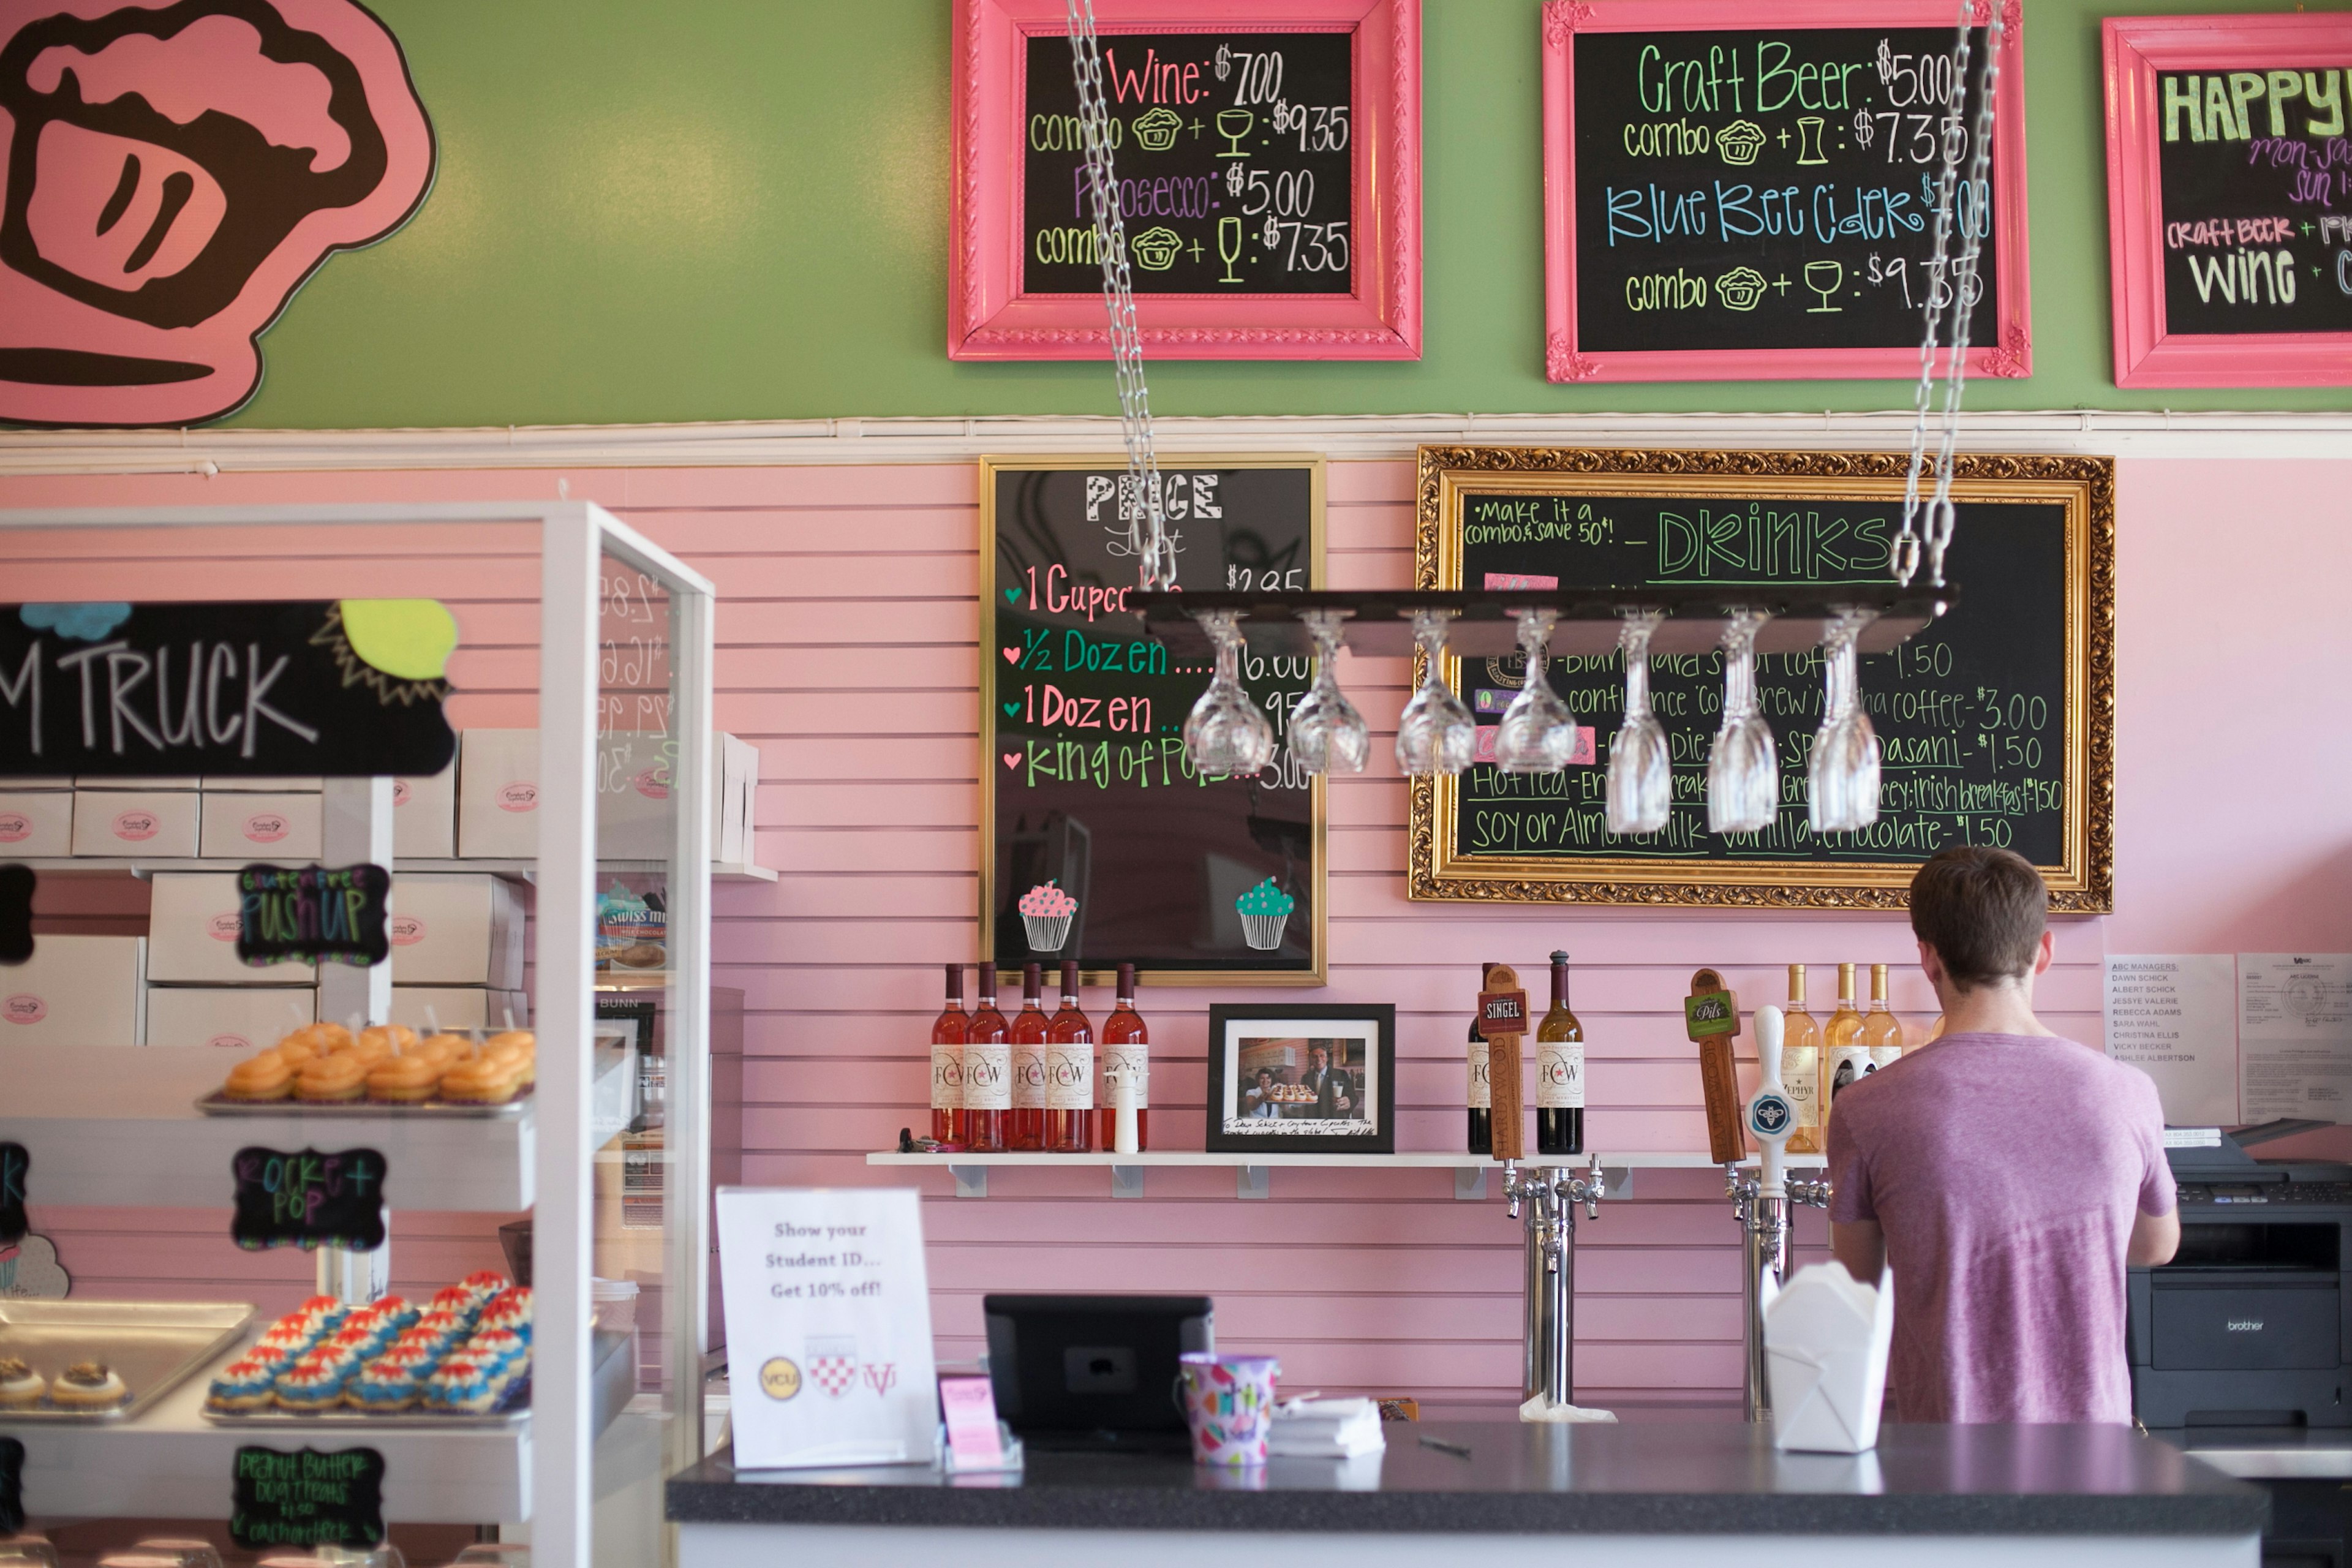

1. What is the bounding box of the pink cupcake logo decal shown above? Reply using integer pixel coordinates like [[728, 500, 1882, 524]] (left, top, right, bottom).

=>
[[0, 0, 437, 428], [1017, 880, 1077, 953]]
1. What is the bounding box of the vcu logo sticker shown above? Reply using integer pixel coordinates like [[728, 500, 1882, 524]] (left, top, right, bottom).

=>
[[758, 1357, 802, 1401]]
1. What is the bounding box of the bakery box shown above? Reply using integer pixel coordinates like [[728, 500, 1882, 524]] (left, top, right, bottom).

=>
[[147, 871, 317, 985], [458, 728, 540, 858], [0, 935, 147, 1044], [146, 986, 315, 1051], [0, 788, 73, 856], [198, 777, 323, 792], [389, 986, 531, 1034], [595, 730, 761, 861], [395, 761, 458, 859], [388, 872, 524, 988], [199, 790, 323, 861], [70, 787, 198, 858]]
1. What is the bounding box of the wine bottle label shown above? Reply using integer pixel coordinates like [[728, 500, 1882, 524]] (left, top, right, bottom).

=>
[[1047, 1042, 1095, 1110], [962, 1041, 1011, 1110], [1782, 1047, 1820, 1128], [1538, 1040, 1584, 1109], [1869, 1044, 1903, 1069], [1102, 1044, 1150, 1107], [1825, 1044, 1874, 1112], [1011, 1042, 1048, 1109], [930, 1041, 962, 1110], [1467, 1040, 1491, 1109]]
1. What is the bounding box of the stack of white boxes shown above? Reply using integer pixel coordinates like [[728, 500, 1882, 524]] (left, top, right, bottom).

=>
[[456, 728, 760, 862], [1, 935, 148, 1044], [385, 873, 528, 1033], [145, 872, 317, 1050]]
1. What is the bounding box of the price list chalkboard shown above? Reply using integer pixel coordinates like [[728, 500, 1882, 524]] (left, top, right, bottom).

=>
[[2156, 66, 2352, 336], [1564, 24, 2009, 357], [984, 459, 1324, 981], [1022, 31, 1355, 295]]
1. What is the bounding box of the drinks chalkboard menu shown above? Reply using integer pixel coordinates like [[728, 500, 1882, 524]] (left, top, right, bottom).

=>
[[1023, 31, 1355, 296], [1411, 448, 2113, 913], [1544, 7, 2030, 380], [982, 458, 1325, 982]]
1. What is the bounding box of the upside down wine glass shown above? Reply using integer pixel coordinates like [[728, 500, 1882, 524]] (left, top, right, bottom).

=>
[[1287, 609, 1369, 775], [1393, 608, 1476, 777], [1495, 609, 1579, 774], [1707, 609, 1779, 835], [1182, 609, 1276, 777], [1807, 608, 1882, 833], [1605, 610, 1671, 834]]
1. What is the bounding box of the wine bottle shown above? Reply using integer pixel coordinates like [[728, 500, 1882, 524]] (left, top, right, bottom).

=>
[[1536, 950, 1585, 1156], [1098, 962, 1148, 1153], [1467, 962, 1493, 1156], [1047, 960, 1094, 1154], [1821, 962, 1869, 1145], [1862, 962, 1904, 1070], [962, 967, 1010, 1153], [1782, 964, 1823, 1155], [1010, 962, 1049, 1152], [930, 963, 967, 1145]]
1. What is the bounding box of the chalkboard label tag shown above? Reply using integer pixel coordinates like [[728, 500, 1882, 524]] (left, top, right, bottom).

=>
[[230, 1147, 387, 1252], [0, 864, 29, 967], [1480, 990, 1529, 1035], [1684, 991, 1739, 1040], [0, 1142, 26, 1246], [230, 1445, 385, 1550], [236, 864, 391, 969], [0, 1435, 21, 1536]]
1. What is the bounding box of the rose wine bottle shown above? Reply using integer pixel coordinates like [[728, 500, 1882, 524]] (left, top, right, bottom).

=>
[[1098, 962, 1148, 1152], [1536, 950, 1585, 1156], [1047, 960, 1094, 1154], [1011, 962, 1049, 1152], [1782, 964, 1823, 1155], [1862, 962, 1904, 1070], [962, 967, 1010, 1153], [930, 963, 967, 1145]]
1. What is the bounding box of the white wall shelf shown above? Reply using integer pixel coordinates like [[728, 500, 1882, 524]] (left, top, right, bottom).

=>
[[11, 855, 777, 883], [865, 1147, 1826, 1200]]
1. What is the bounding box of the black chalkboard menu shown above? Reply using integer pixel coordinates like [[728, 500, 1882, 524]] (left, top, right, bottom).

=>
[[2157, 67, 2352, 336], [230, 1146, 388, 1252], [1022, 31, 1355, 296], [230, 1445, 385, 1550], [983, 459, 1324, 981], [1412, 449, 2113, 913], [1562, 23, 2011, 360]]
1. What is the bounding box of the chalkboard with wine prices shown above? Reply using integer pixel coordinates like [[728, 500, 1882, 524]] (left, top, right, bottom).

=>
[[1410, 447, 2113, 912], [982, 458, 1325, 983]]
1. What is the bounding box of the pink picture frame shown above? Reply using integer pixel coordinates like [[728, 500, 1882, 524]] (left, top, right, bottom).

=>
[[2104, 13, 2352, 388], [1540, 0, 2033, 383], [948, 0, 1420, 361]]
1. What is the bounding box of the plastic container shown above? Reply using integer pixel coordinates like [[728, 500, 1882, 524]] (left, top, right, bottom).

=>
[[592, 1276, 641, 1333]]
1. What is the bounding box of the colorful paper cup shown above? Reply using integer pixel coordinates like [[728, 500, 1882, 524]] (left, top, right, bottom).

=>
[[1178, 1352, 1279, 1467]]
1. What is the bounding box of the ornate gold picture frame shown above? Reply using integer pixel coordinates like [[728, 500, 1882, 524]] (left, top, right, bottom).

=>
[[1408, 447, 2114, 913]]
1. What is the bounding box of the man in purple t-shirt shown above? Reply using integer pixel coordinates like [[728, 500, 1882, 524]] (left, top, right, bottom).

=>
[[1828, 846, 2179, 1424]]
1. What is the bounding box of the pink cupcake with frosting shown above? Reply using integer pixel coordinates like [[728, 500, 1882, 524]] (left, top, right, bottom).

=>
[[1017, 881, 1078, 953]]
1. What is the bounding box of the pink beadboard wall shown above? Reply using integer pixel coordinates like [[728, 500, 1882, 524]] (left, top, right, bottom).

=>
[[4, 453, 2347, 1407]]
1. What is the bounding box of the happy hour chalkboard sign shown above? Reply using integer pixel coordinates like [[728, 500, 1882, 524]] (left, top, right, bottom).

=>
[[949, 0, 1421, 359], [2105, 13, 2352, 386], [983, 458, 1325, 982], [237, 864, 392, 970], [1542, 1, 2031, 382], [1410, 447, 2114, 911], [230, 1446, 385, 1550], [230, 1147, 387, 1253], [0, 600, 457, 778]]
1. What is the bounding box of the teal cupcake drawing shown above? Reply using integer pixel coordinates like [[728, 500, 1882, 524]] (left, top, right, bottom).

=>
[[1235, 880, 1294, 951]]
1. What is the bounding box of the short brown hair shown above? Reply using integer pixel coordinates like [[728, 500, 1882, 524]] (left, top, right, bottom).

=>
[[1909, 846, 2047, 988]]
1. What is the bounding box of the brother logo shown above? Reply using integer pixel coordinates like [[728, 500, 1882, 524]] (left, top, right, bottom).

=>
[[2227, 1320, 2265, 1332]]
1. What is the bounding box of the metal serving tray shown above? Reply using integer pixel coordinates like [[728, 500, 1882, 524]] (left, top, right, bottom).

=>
[[0, 1298, 254, 1423], [201, 1379, 530, 1430], [195, 1085, 532, 1119]]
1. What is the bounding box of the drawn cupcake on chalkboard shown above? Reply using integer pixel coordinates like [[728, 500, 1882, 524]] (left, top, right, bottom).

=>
[[1019, 881, 1079, 953], [1716, 120, 1765, 167], [1235, 880, 1294, 951]]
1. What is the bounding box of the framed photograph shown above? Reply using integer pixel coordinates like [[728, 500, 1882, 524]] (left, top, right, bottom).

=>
[[948, 0, 1422, 360], [1540, 0, 2032, 383], [2103, 13, 2352, 387], [1204, 1004, 1395, 1154]]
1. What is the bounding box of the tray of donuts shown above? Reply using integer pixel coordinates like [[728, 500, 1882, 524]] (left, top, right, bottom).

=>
[[0, 1298, 255, 1423], [202, 1275, 533, 1428], [198, 1020, 537, 1117]]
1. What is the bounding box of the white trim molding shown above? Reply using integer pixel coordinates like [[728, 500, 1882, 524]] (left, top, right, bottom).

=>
[[0, 409, 2348, 475]]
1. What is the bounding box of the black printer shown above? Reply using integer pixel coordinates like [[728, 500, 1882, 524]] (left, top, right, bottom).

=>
[[2130, 1119, 2352, 1429]]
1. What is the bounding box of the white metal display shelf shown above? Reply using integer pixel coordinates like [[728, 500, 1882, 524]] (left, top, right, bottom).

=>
[[0, 1045, 634, 1211], [13, 856, 778, 883], [865, 1148, 1826, 1200]]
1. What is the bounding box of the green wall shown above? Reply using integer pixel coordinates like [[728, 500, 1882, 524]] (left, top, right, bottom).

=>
[[233, 0, 2352, 428]]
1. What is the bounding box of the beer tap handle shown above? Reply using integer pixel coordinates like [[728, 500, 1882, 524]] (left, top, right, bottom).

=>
[[1746, 1005, 1793, 1202]]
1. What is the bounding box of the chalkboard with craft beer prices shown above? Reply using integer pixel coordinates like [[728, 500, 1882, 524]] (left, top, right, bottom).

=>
[[1408, 447, 2114, 912], [948, 0, 1422, 360], [982, 458, 1326, 984], [1540, 1, 2032, 383], [2103, 13, 2352, 386]]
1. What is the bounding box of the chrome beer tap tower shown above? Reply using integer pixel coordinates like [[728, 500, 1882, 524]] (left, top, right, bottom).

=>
[[1503, 1156, 1607, 1409], [1730, 1003, 1834, 1421]]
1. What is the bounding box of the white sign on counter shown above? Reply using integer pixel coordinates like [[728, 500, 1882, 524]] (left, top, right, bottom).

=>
[[2239, 954, 2352, 1124], [715, 1186, 940, 1470], [2105, 955, 2239, 1126]]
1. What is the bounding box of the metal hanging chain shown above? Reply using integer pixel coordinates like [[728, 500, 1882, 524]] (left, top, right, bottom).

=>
[[1922, 1, 2005, 589], [1066, 0, 1177, 590], [1891, 1, 1978, 590]]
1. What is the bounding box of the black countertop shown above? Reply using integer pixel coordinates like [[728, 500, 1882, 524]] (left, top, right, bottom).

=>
[[667, 1421, 2266, 1536]]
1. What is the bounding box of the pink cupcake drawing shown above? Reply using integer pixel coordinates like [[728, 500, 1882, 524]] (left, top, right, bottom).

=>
[[1017, 880, 1077, 953], [1235, 879, 1294, 951]]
